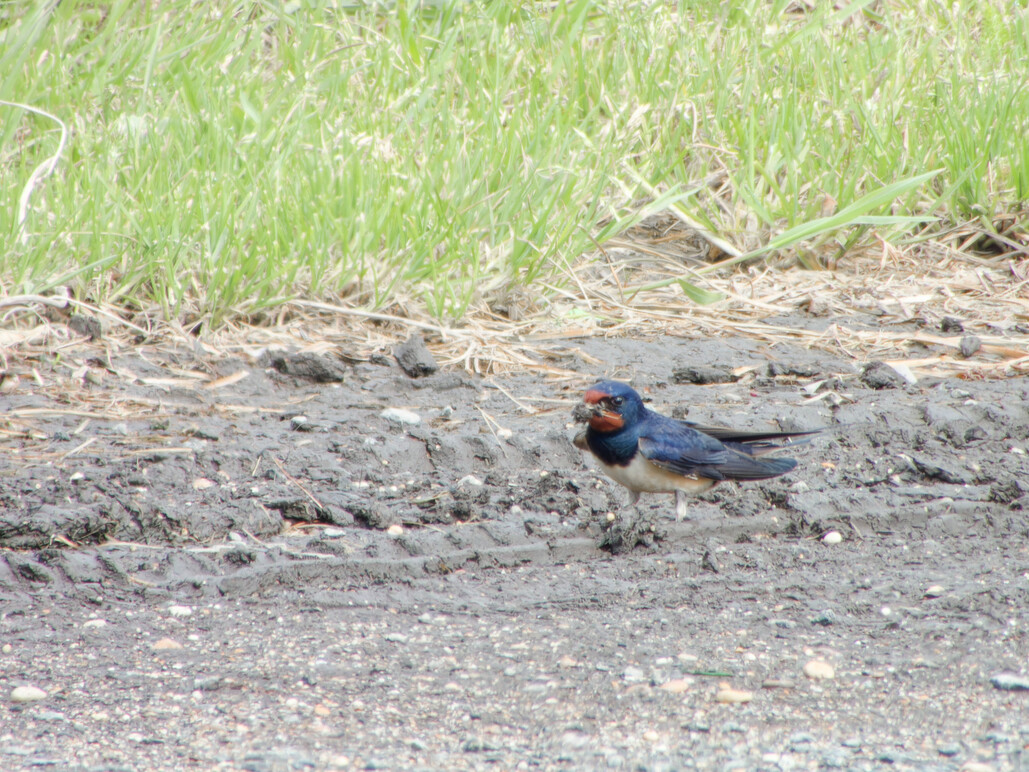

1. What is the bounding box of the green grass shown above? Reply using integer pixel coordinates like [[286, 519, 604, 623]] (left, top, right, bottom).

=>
[[1, 0, 1026, 326]]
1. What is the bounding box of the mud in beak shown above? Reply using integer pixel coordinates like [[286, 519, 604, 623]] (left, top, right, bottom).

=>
[[573, 388, 610, 423], [572, 402, 599, 423], [574, 389, 623, 431]]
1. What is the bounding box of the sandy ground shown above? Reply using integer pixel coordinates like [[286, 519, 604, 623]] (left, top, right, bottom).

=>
[[2, 329, 1028, 771]]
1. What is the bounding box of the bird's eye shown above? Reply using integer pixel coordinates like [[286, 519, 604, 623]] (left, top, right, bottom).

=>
[[610, 396, 624, 407]]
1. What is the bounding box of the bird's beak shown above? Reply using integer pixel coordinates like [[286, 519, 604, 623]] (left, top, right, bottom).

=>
[[575, 389, 619, 428], [574, 389, 609, 422]]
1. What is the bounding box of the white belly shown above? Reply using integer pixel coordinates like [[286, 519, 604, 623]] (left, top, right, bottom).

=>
[[594, 453, 715, 495]]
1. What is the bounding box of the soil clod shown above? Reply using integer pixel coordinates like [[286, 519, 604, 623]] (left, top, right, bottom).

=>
[[69, 314, 103, 340], [394, 334, 439, 377], [860, 361, 906, 389], [267, 351, 346, 382], [959, 335, 982, 358], [672, 364, 736, 384]]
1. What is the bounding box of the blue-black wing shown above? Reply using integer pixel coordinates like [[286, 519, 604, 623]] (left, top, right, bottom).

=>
[[639, 416, 800, 481]]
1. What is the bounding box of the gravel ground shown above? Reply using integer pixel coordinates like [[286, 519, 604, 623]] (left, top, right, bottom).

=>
[[2, 329, 1028, 771]]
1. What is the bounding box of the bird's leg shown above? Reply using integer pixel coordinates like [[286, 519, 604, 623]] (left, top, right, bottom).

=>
[[626, 489, 640, 519], [675, 490, 689, 522]]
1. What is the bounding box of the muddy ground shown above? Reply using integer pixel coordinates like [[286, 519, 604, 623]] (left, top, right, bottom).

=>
[[2, 328, 1028, 771]]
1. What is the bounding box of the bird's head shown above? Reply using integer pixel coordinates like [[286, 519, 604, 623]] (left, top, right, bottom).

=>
[[577, 380, 644, 433]]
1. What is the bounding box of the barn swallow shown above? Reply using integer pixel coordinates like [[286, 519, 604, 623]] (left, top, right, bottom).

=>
[[573, 380, 818, 521]]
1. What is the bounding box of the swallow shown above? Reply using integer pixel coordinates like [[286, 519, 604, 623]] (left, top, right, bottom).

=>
[[573, 380, 818, 521]]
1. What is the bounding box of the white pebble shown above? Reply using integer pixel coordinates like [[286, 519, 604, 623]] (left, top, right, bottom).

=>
[[168, 605, 193, 618], [152, 638, 184, 651], [822, 530, 843, 545], [715, 687, 753, 703], [82, 619, 107, 629], [386, 524, 404, 536], [380, 407, 420, 425], [457, 475, 483, 487], [659, 678, 693, 694], [11, 686, 47, 703], [803, 660, 835, 680], [496, 427, 513, 440]]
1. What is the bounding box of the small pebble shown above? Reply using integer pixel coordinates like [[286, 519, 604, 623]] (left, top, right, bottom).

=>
[[803, 660, 835, 680], [659, 678, 692, 693], [558, 656, 578, 669], [924, 585, 945, 598], [11, 686, 47, 703], [822, 530, 843, 545], [81, 619, 107, 629], [811, 610, 837, 626], [821, 749, 851, 768], [959, 335, 982, 358], [168, 605, 193, 617], [496, 427, 513, 440], [380, 407, 421, 425], [622, 666, 646, 683], [1, 643, 11, 654], [761, 679, 795, 689], [715, 687, 753, 704], [386, 524, 404, 537], [990, 672, 1029, 691], [192, 477, 215, 490], [457, 475, 483, 487], [153, 638, 184, 651], [642, 729, 660, 742], [560, 731, 591, 750]]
